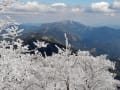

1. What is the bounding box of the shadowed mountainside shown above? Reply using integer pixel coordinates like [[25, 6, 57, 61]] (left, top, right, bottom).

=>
[[20, 20, 120, 59]]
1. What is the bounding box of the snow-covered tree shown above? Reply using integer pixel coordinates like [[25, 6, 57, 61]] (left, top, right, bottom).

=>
[[34, 40, 48, 48], [2, 25, 23, 40], [40, 46, 119, 90]]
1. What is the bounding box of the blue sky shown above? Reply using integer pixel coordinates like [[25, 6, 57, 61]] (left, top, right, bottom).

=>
[[19, 0, 114, 6]]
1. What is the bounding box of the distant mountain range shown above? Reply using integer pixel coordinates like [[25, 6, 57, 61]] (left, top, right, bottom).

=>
[[20, 20, 120, 59]]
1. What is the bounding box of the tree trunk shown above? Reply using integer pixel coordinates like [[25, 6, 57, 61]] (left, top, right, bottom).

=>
[[66, 77, 70, 90]]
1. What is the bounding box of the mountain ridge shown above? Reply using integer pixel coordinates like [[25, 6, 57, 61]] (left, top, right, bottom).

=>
[[20, 20, 120, 59]]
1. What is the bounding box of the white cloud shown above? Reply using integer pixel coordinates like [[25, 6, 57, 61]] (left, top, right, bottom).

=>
[[2, 1, 120, 24], [51, 3, 67, 7], [91, 2, 113, 13], [113, 0, 120, 9], [50, 3, 67, 13], [12, 2, 54, 12], [4, 1, 120, 16], [4, 1, 85, 14], [71, 8, 84, 13]]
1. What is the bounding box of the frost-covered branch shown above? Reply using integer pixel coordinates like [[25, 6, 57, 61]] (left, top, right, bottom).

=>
[[34, 40, 48, 48], [2, 25, 23, 40]]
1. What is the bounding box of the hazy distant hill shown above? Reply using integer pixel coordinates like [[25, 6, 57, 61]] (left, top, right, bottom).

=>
[[20, 20, 120, 59]]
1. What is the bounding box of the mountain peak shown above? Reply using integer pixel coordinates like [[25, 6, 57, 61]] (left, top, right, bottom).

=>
[[60, 20, 75, 24], [57, 20, 80, 25], [52, 20, 86, 28]]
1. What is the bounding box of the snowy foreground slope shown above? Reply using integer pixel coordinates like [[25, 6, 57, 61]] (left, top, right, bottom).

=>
[[0, 0, 119, 90], [0, 30, 119, 90]]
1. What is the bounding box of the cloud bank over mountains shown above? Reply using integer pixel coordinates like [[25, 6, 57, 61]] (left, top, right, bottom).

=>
[[4, 1, 84, 14], [113, 0, 120, 9], [1, 0, 120, 26], [2, 0, 120, 16]]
